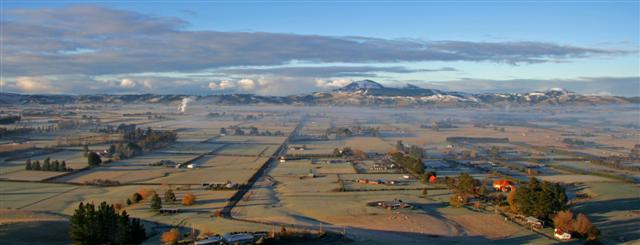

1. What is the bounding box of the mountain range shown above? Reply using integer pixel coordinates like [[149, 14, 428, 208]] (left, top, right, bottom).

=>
[[1, 80, 637, 107]]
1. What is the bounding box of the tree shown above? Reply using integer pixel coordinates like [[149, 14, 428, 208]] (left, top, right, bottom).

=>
[[161, 228, 180, 245], [60, 161, 67, 171], [234, 128, 244, 135], [132, 193, 143, 203], [43, 157, 51, 171], [507, 189, 518, 213], [249, 126, 259, 135], [70, 202, 146, 244], [478, 179, 488, 197], [333, 148, 342, 157], [219, 127, 227, 135], [454, 173, 476, 196], [52, 160, 60, 172], [573, 213, 594, 237], [126, 198, 132, 206], [88, 152, 102, 166], [514, 177, 568, 220], [587, 227, 601, 241], [150, 194, 162, 211], [164, 189, 176, 203], [83, 145, 90, 157], [33, 160, 41, 170], [553, 210, 574, 231], [449, 194, 466, 208], [182, 193, 196, 206], [25, 159, 32, 170]]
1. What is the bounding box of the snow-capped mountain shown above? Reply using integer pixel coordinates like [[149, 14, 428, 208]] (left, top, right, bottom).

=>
[[334, 80, 385, 92], [1, 80, 637, 107]]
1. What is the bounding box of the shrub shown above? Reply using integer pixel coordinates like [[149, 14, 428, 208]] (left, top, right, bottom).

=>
[[449, 194, 466, 208], [182, 193, 196, 206], [137, 188, 156, 200], [132, 193, 143, 203], [573, 213, 594, 236], [87, 152, 102, 166], [553, 210, 574, 231], [160, 228, 180, 245]]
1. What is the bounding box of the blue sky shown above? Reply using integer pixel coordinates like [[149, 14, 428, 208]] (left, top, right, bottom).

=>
[[1, 1, 638, 96]]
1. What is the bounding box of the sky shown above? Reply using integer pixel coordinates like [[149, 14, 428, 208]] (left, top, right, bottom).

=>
[[1, 1, 639, 96]]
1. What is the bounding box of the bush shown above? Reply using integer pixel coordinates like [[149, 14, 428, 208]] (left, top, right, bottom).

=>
[[132, 193, 143, 203], [449, 194, 466, 208], [553, 210, 574, 231], [137, 188, 156, 200], [87, 152, 102, 166], [160, 228, 180, 245], [574, 213, 594, 236], [182, 193, 196, 206]]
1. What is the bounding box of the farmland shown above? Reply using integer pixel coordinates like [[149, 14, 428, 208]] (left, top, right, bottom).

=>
[[0, 103, 638, 244]]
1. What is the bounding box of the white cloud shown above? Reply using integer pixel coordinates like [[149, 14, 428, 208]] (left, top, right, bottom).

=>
[[208, 82, 218, 90], [142, 79, 153, 89], [237, 79, 256, 90], [120, 78, 136, 88], [15, 77, 58, 93], [219, 80, 235, 90], [315, 78, 351, 88]]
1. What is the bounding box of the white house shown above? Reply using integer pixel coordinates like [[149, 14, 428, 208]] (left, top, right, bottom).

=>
[[554, 228, 571, 240]]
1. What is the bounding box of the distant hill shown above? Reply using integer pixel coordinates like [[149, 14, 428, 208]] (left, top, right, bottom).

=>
[[1, 80, 637, 107]]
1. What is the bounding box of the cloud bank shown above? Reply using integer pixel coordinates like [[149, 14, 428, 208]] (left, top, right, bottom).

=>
[[2, 5, 628, 77], [0, 5, 636, 96]]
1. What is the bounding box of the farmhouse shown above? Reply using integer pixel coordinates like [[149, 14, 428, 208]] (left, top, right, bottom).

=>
[[369, 199, 412, 210], [493, 180, 515, 192], [288, 145, 306, 151], [554, 228, 571, 240]]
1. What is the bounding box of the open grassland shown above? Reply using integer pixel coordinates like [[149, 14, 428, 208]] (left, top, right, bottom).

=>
[[147, 156, 269, 184], [214, 135, 286, 144], [572, 182, 640, 244], [343, 137, 393, 153]]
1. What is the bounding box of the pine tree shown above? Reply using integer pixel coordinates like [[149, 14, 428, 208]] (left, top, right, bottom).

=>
[[43, 158, 51, 171], [126, 198, 132, 205], [60, 161, 68, 171], [52, 160, 60, 172], [25, 159, 32, 170], [164, 189, 176, 203], [34, 160, 41, 170], [150, 194, 162, 211], [129, 217, 146, 243], [69, 202, 146, 244]]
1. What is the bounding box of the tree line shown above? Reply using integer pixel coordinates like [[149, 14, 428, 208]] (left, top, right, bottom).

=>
[[25, 158, 72, 172], [70, 202, 146, 244]]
